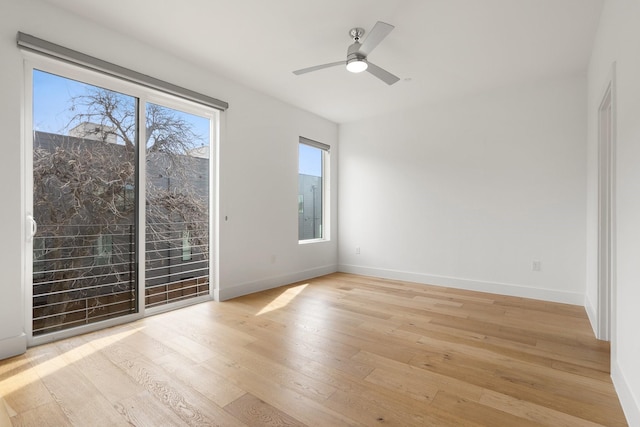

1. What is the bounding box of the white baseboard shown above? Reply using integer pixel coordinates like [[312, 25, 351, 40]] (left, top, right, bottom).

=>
[[612, 360, 639, 427], [338, 264, 584, 305], [0, 333, 26, 360], [215, 264, 338, 301], [584, 294, 599, 338]]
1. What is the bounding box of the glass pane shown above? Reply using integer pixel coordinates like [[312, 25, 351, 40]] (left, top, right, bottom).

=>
[[32, 70, 138, 336], [299, 143, 323, 240], [145, 102, 210, 308]]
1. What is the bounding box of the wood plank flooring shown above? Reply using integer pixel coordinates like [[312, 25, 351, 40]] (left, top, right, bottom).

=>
[[0, 273, 628, 426]]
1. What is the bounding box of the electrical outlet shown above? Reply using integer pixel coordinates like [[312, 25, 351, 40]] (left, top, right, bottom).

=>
[[355, 247, 360, 255], [532, 260, 541, 271]]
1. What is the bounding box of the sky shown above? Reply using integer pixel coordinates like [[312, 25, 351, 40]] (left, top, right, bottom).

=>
[[33, 69, 85, 134], [33, 69, 321, 176], [298, 143, 322, 177], [33, 69, 210, 146]]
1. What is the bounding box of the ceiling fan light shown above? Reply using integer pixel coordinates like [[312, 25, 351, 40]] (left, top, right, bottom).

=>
[[346, 58, 368, 73]]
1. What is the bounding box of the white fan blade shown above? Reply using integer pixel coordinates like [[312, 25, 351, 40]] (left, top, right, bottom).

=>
[[293, 61, 344, 75], [359, 21, 394, 56], [366, 62, 400, 85]]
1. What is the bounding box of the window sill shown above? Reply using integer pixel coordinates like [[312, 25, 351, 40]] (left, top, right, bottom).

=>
[[298, 238, 330, 245]]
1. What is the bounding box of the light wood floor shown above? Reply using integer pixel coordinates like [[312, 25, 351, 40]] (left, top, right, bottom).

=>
[[0, 273, 628, 426]]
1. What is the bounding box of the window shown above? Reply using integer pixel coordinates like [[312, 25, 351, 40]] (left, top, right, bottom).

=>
[[95, 234, 113, 265], [298, 137, 329, 241], [182, 230, 192, 261]]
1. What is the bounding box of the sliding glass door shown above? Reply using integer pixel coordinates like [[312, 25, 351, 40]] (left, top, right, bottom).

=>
[[28, 61, 215, 341], [31, 70, 139, 336], [144, 102, 211, 308]]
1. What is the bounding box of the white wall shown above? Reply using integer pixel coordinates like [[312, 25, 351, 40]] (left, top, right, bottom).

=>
[[339, 75, 587, 305], [0, 0, 338, 359], [587, 0, 640, 424], [219, 90, 339, 300], [0, 0, 27, 360]]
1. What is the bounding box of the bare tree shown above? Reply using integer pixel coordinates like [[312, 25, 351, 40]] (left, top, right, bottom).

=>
[[33, 87, 210, 334], [69, 87, 203, 153]]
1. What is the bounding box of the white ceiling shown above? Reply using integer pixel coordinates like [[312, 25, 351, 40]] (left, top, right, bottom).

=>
[[40, 0, 603, 124]]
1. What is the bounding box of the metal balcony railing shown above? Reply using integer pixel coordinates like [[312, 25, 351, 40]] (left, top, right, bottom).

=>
[[32, 220, 210, 335], [144, 220, 210, 308], [33, 223, 136, 336]]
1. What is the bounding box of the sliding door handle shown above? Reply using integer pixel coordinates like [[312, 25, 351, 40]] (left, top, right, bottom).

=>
[[27, 215, 37, 239]]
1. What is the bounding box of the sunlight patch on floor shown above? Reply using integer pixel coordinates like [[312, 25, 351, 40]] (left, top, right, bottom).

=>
[[256, 283, 309, 316], [0, 326, 143, 396]]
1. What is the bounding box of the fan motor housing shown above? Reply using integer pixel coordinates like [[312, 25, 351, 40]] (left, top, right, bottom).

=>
[[347, 41, 366, 62]]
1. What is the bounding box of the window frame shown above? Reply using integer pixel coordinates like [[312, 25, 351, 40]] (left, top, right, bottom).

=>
[[298, 137, 330, 244], [142, 94, 217, 315]]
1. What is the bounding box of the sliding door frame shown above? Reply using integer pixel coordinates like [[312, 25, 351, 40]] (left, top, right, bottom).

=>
[[143, 91, 218, 317], [23, 53, 218, 346]]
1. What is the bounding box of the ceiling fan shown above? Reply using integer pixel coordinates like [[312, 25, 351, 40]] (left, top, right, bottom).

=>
[[293, 21, 400, 86]]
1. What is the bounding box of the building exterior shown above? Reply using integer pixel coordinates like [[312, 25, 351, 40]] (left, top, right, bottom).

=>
[[298, 173, 322, 240], [68, 122, 117, 143]]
